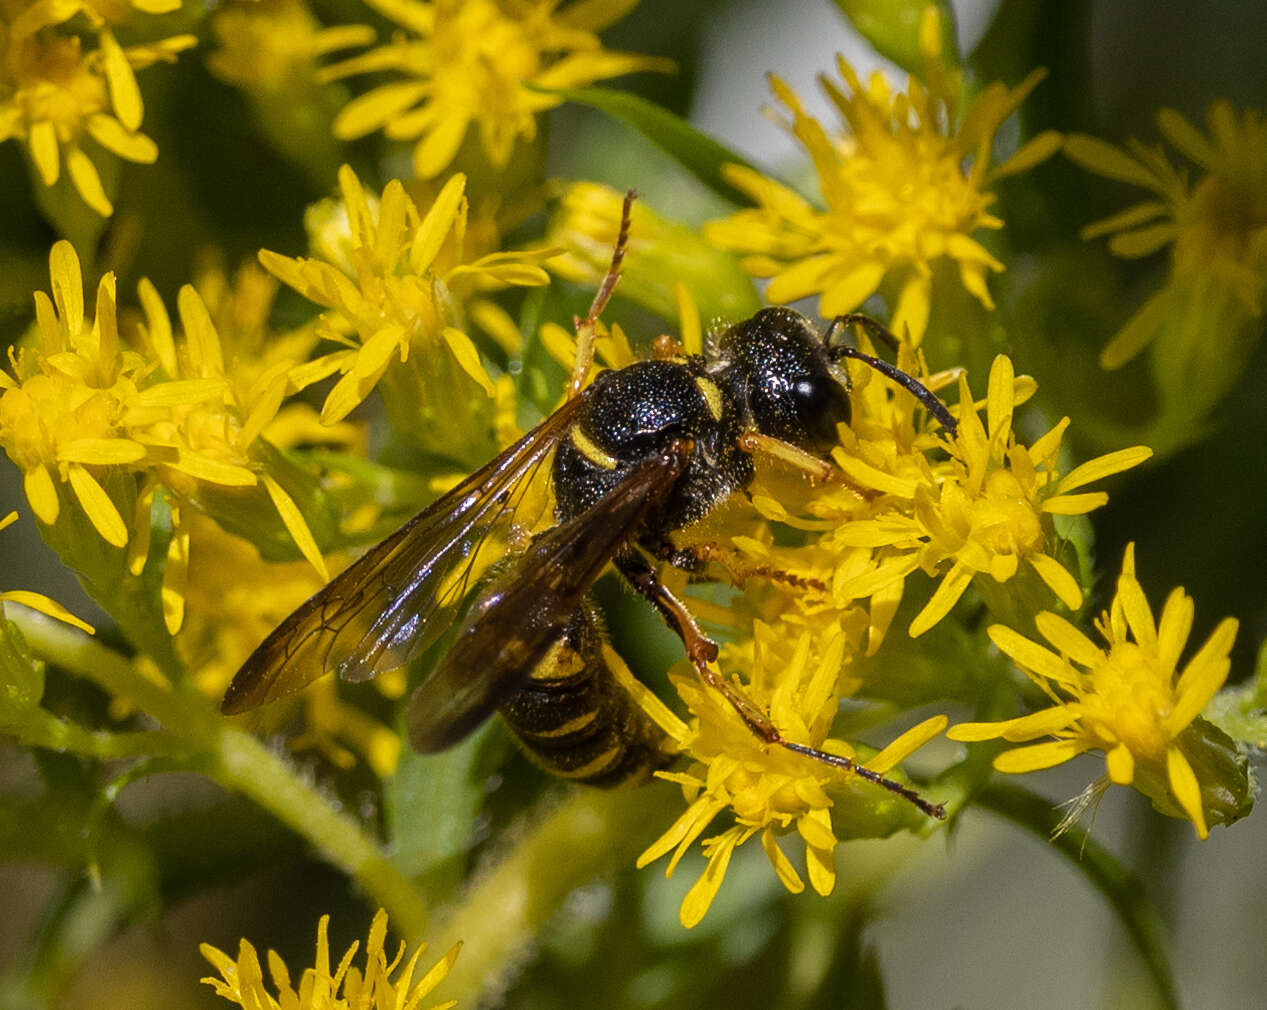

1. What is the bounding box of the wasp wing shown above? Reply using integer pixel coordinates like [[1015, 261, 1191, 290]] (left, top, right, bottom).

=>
[[407, 446, 690, 752], [221, 398, 584, 715]]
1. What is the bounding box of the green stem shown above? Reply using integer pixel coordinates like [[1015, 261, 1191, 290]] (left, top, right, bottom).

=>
[[977, 783, 1179, 1010], [431, 785, 665, 1002], [214, 726, 428, 939], [10, 609, 427, 937]]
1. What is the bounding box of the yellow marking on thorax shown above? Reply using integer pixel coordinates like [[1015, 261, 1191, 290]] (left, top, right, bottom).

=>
[[695, 375, 724, 421], [571, 425, 620, 470]]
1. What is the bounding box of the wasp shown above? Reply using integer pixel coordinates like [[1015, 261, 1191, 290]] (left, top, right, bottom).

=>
[[223, 194, 953, 816]]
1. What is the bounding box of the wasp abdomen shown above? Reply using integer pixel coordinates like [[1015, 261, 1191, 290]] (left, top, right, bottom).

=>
[[498, 605, 670, 788]]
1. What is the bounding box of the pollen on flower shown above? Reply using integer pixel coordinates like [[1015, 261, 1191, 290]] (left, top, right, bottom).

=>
[[0, 0, 195, 215], [703, 7, 1061, 344], [200, 908, 461, 1010], [320, 0, 672, 178], [634, 625, 945, 927], [947, 543, 1239, 839]]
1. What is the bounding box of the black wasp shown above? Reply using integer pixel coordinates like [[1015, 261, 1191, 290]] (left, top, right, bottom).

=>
[[223, 194, 953, 817]]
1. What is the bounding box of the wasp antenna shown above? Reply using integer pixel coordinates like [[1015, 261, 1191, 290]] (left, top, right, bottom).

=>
[[586, 188, 637, 324], [570, 189, 638, 398], [829, 343, 959, 438], [824, 312, 901, 353], [779, 740, 947, 820]]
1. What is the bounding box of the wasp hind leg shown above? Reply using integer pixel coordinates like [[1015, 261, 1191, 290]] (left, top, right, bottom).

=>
[[616, 551, 945, 819]]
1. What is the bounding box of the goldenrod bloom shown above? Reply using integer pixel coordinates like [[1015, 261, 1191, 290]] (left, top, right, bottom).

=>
[[1067, 101, 1267, 368], [321, 0, 671, 178], [209, 0, 375, 94], [633, 625, 945, 927], [705, 10, 1060, 344], [0, 242, 153, 546], [261, 167, 555, 445], [948, 544, 1238, 839], [201, 908, 461, 1010], [0, 0, 195, 215], [833, 354, 1152, 637]]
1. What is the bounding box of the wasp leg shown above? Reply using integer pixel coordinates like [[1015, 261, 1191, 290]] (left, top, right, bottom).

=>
[[615, 550, 946, 820]]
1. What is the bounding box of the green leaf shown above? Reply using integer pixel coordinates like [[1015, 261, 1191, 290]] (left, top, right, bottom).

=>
[[977, 783, 1179, 1010], [832, 0, 960, 74], [529, 85, 762, 205]]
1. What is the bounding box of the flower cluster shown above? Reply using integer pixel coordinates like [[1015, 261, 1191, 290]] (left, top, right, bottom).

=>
[[321, 0, 672, 178], [0, 242, 329, 585], [0, 0, 195, 215], [949, 544, 1239, 839], [705, 7, 1061, 343], [201, 908, 460, 1010], [260, 166, 554, 459], [635, 625, 946, 927], [1068, 102, 1267, 369]]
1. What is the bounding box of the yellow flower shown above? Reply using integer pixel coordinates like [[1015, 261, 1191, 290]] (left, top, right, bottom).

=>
[[633, 624, 945, 927], [1067, 101, 1267, 368], [834, 354, 1152, 638], [209, 0, 375, 95], [0, 0, 195, 215], [321, 0, 671, 178], [0, 241, 333, 592], [704, 9, 1060, 343], [0, 241, 151, 546], [260, 166, 555, 456], [948, 544, 1238, 840], [200, 908, 461, 1010], [0, 511, 94, 633]]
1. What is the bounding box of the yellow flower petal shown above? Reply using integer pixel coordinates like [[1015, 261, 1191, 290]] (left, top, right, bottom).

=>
[[1029, 553, 1083, 610], [680, 828, 743, 928], [760, 827, 805, 894], [67, 463, 128, 547], [1167, 617, 1238, 734], [1166, 746, 1208, 839], [867, 715, 947, 774], [948, 706, 1079, 743], [0, 591, 94, 634], [24, 466, 60, 525], [1032, 612, 1104, 671], [1041, 492, 1109, 515], [909, 562, 973, 637], [1105, 742, 1135, 785], [993, 739, 1089, 773], [29, 121, 60, 186], [1056, 446, 1152, 493], [58, 438, 148, 465], [410, 173, 467, 274], [441, 327, 495, 397], [100, 29, 143, 131], [66, 147, 113, 217], [261, 474, 329, 581]]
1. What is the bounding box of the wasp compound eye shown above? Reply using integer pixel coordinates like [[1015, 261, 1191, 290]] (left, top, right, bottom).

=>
[[791, 374, 851, 455]]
